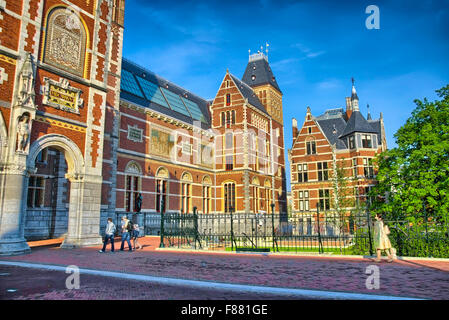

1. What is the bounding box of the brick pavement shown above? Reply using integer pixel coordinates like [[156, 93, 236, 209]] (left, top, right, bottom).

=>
[[0, 236, 448, 300]]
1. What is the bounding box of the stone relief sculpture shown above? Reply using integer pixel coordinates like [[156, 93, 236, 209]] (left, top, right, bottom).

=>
[[17, 114, 31, 152], [44, 8, 86, 77]]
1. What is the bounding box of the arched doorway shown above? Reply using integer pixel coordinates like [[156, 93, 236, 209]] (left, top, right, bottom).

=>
[[26, 134, 102, 248], [25, 146, 70, 240]]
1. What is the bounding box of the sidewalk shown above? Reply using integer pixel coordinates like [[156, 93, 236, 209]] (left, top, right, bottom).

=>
[[0, 236, 447, 299]]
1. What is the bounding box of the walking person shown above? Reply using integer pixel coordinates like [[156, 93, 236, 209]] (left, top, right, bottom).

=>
[[132, 223, 143, 250], [99, 218, 116, 253], [120, 215, 133, 251], [373, 213, 394, 263]]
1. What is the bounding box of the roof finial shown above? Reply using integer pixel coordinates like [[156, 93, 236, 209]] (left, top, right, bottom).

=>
[[265, 42, 269, 61], [351, 77, 358, 101], [367, 103, 372, 120]]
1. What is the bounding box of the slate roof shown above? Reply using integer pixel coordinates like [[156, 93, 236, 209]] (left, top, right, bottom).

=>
[[120, 58, 211, 129], [229, 73, 268, 115], [339, 110, 378, 138], [242, 55, 282, 93], [316, 117, 348, 149], [312, 109, 383, 150]]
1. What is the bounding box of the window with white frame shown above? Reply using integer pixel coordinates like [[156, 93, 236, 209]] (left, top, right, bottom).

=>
[[27, 176, 45, 208], [298, 190, 310, 211]]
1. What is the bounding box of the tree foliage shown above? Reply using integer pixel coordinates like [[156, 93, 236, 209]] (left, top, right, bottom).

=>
[[369, 85, 449, 225]]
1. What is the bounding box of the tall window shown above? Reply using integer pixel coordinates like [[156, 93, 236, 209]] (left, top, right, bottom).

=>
[[253, 186, 260, 212], [306, 140, 316, 155], [202, 185, 211, 214], [181, 183, 191, 214], [363, 158, 374, 178], [156, 180, 167, 213], [349, 135, 355, 149], [225, 132, 233, 171], [226, 111, 231, 128], [317, 162, 329, 181], [297, 164, 308, 182], [231, 110, 236, 124], [298, 190, 309, 211], [361, 134, 372, 148], [352, 158, 358, 177], [265, 188, 271, 213], [224, 182, 236, 213], [27, 176, 44, 208], [125, 175, 140, 212], [221, 112, 225, 127], [226, 94, 231, 106], [226, 155, 233, 171], [319, 189, 331, 210]]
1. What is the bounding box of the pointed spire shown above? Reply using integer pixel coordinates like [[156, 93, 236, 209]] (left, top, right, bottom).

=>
[[350, 77, 359, 111], [351, 77, 358, 101], [367, 104, 372, 120]]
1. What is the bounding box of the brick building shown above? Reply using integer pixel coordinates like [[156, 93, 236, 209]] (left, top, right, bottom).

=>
[[0, 0, 125, 255], [117, 51, 287, 218], [0, 1, 286, 255], [288, 80, 386, 216]]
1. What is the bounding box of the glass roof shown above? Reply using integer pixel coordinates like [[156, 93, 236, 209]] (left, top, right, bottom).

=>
[[136, 76, 171, 109], [121, 69, 144, 98], [181, 97, 206, 123], [160, 87, 192, 118]]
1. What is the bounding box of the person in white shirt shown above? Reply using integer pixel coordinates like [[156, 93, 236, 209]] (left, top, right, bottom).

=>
[[99, 218, 116, 253]]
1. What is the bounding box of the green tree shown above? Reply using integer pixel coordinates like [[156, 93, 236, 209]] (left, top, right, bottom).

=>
[[370, 85, 449, 226]]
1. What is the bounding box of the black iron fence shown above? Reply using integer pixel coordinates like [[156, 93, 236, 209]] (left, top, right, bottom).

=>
[[116, 210, 449, 258]]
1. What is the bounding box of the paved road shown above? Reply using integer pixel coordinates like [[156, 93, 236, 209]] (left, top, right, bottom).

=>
[[0, 237, 448, 300]]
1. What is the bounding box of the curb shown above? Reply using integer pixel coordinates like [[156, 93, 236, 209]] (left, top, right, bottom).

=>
[[154, 247, 449, 262]]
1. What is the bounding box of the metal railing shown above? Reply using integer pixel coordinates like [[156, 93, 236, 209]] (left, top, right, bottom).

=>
[[116, 209, 449, 258]]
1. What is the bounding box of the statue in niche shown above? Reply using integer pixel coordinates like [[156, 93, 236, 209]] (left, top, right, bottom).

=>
[[17, 114, 31, 152]]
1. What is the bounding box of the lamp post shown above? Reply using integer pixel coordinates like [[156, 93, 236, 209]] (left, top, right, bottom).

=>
[[271, 202, 275, 251], [159, 197, 165, 248]]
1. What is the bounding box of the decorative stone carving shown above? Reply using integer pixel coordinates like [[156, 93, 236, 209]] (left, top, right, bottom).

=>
[[17, 114, 31, 153], [16, 53, 36, 110], [44, 8, 87, 77], [41, 77, 83, 114]]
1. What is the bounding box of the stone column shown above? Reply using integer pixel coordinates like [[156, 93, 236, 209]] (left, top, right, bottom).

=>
[[0, 154, 31, 256], [60, 174, 103, 248]]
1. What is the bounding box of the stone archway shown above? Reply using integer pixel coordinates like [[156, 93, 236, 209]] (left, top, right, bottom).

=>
[[26, 134, 102, 248]]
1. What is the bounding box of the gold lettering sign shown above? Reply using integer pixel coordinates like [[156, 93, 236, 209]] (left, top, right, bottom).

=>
[[48, 84, 77, 110], [42, 77, 83, 114]]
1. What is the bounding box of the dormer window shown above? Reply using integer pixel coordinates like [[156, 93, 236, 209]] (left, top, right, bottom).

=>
[[361, 134, 372, 148], [349, 135, 355, 149], [251, 75, 256, 81]]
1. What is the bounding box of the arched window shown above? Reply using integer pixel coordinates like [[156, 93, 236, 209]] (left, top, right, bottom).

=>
[[180, 172, 192, 214], [252, 177, 260, 213], [156, 167, 169, 213], [202, 175, 212, 214], [264, 179, 272, 213], [124, 161, 142, 212], [223, 181, 236, 213], [43, 7, 88, 77]]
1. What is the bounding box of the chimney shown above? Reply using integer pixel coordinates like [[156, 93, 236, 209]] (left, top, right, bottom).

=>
[[292, 118, 298, 138], [345, 97, 352, 119]]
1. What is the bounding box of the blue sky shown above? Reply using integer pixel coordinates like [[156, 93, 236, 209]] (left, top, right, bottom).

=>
[[122, 0, 449, 190]]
